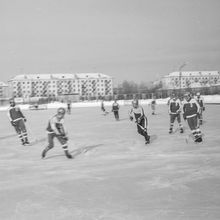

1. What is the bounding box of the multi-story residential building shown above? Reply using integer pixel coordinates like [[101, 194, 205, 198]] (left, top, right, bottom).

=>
[[162, 71, 220, 90], [0, 81, 11, 98], [8, 73, 113, 98]]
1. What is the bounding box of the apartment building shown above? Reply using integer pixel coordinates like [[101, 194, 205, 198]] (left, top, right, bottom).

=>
[[8, 73, 113, 98], [162, 71, 220, 89]]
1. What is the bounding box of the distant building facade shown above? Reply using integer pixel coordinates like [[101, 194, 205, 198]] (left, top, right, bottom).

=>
[[8, 73, 113, 99], [162, 71, 220, 90], [0, 82, 11, 98]]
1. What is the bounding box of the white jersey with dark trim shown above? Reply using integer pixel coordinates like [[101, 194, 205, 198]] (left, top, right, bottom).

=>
[[129, 106, 145, 120], [46, 115, 66, 135]]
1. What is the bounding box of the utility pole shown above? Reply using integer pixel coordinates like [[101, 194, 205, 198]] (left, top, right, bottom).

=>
[[178, 62, 186, 95]]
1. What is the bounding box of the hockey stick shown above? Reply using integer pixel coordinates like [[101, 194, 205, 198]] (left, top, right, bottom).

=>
[[135, 121, 148, 133]]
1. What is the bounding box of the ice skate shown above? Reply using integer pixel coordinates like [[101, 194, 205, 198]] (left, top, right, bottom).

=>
[[41, 148, 48, 159], [65, 151, 73, 159], [24, 138, 30, 145], [145, 136, 150, 145], [195, 136, 202, 143]]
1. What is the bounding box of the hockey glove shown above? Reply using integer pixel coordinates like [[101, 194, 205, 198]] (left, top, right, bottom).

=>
[[176, 110, 181, 114], [129, 116, 133, 121], [63, 136, 69, 141], [61, 135, 68, 141], [11, 121, 16, 126], [143, 128, 147, 133], [23, 118, 27, 122]]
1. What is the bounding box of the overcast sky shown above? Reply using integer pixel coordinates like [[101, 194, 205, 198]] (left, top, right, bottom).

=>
[[1, 0, 220, 84]]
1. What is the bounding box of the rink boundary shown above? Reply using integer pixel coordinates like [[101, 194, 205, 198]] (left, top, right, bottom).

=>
[[1, 95, 220, 111]]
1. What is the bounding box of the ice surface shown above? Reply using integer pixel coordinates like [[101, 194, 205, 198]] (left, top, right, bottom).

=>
[[0, 104, 220, 220]]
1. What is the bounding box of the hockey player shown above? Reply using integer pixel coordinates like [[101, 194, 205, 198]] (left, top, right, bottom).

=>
[[151, 97, 156, 115], [182, 93, 203, 142], [168, 94, 184, 134], [112, 99, 120, 121], [41, 107, 73, 159], [7, 99, 30, 145], [129, 99, 150, 144], [195, 92, 205, 125], [101, 100, 108, 115], [67, 100, 71, 114]]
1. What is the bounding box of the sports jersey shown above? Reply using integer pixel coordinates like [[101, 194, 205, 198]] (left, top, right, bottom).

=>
[[151, 100, 156, 105], [129, 106, 145, 121], [182, 98, 200, 118], [196, 97, 204, 108], [7, 106, 25, 122], [112, 103, 119, 111], [46, 115, 65, 134], [169, 98, 181, 114]]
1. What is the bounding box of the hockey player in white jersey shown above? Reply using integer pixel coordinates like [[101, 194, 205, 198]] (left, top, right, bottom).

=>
[[129, 99, 150, 144], [41, 107, 73, 159]]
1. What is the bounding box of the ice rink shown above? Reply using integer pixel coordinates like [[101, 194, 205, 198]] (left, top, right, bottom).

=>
[[0, 104, 220, 220]]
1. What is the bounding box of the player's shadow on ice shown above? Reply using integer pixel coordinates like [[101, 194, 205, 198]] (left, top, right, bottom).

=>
[[45, 144, 103, 159], [117, 118, 129, 121], [0, 133, 17, 140], [71, 144, 103, 157]]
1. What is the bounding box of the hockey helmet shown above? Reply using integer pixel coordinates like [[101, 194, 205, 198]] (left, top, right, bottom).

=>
[[171, 93, 176, 98], [132, 99, 139, 108], [57, 107, 66, 115], [184, 92, 191, 100]]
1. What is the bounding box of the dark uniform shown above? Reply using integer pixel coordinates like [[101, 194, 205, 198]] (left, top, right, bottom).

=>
[[183, 94, 203, 142], [168, 97, 183, 133], [7, 104, 29, 145], [67, 102, 71, 114], [112, 101, 119, 120]]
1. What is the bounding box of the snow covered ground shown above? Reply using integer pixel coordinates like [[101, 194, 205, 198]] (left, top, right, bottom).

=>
[[0, 104, 220, 220], [1, 94, 220, 112]]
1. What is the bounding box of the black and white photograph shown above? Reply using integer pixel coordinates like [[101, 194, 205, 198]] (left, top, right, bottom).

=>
[[0, 0, 220, 219]]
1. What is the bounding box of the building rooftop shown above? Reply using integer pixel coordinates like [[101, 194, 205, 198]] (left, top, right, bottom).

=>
[[9, 73, 112, 81], [0, 82, 8, 87], [164, 71, 219, 77]]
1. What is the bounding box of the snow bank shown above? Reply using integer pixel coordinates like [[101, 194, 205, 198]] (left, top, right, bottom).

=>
[[1, 95, 220, 111]]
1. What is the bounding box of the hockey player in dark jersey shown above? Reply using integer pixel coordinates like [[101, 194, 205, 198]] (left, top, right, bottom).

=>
[[168, 94, 184, 134], [67, 100, 71, 114], [182, 93, 203, 142], [195, 92, 205, 125], [7, 99, 30, 145], [112, 99, 120, 121], [41, 107, 73, 159], [129, 99, 150, 144]]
